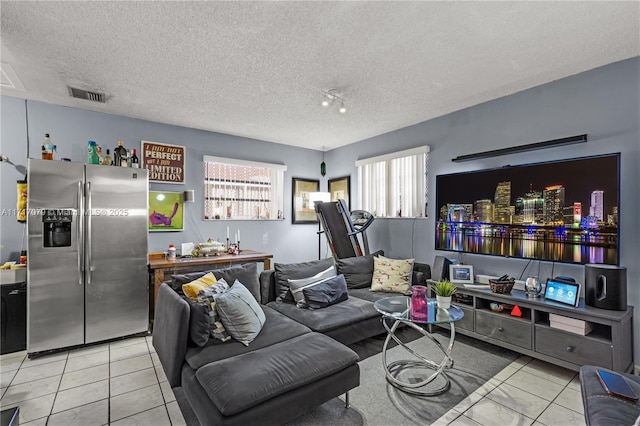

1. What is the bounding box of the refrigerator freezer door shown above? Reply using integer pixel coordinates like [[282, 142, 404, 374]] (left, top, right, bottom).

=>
[[84, 165, 149, 343], [27, 159, 85, 353]]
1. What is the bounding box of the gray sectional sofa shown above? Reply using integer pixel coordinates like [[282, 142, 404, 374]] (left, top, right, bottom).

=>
[[153, 256, 430, 425]]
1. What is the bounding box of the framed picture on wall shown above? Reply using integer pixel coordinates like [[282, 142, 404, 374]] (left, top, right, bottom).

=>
[[149, 191, 184, 231], [292, 177, 320, 224], [328, 175, 351, 210]]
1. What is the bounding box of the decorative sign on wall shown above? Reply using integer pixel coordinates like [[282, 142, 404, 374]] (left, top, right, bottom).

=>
[[141, 140, 185, 184]]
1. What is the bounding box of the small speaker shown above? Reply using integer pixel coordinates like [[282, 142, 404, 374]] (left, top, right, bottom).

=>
[[184, 190, 195, 203], [585, 264, 627, 311], [432, 256, 456, 281]]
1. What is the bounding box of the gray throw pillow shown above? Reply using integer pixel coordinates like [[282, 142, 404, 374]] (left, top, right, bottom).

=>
[[215, 281, 266, 346], [196, 279, 232, 343], [288, 266, 337, 307], [274, 257, 335, 302], [336, 250, 384, 289], [171, 263, 260, 301], [302, 274, 349, 310]]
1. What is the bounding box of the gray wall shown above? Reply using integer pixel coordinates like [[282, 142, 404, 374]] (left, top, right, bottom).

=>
[[0, 98, 329, 264], [326, 57, 640, 363]]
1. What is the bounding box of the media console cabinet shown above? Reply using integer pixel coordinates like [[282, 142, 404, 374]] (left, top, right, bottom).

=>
[[427, 281, 634, 373]]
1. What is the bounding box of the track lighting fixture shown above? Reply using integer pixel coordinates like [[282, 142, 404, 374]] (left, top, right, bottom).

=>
[[321, 89, 346, 113]]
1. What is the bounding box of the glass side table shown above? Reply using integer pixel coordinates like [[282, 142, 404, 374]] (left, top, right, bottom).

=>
[[374, 295, 464, 396]]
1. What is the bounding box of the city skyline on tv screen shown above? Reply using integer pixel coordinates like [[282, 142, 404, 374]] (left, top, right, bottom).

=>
[[435, 154, 620, 265]]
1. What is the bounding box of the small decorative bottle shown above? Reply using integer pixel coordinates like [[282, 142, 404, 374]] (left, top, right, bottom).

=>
[[103, 149, 113, 166], [410, 285, 429, 322], [87, 141, 100, 165]]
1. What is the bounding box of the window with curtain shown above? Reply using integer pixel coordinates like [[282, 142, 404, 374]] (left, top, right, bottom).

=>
[[203, 155, 287, 220], [356, 146, 429, 218]]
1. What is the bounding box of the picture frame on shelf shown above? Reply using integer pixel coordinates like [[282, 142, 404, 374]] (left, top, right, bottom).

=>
[[292, 177, 320, 224], [149, 191, 184, 231], [328, 175, 351, 210], [449, 264, 474, 284]]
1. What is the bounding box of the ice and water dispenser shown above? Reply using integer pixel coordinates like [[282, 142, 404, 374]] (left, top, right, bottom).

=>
[[42, 209, 73, 247]]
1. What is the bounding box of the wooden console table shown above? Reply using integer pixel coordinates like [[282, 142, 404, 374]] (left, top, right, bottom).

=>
[[148, 250, 273, 316]]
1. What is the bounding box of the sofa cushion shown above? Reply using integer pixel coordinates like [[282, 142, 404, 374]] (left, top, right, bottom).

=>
[[303, 274, 348, 309], [348, 287, 399, 303], [267, 296, 379, 333], [336, 250, 384, 289], [370, 256, 414, 293], [288, 265, 336, 307], [216, 281, 266, 346], [274, 257, 335, 302], [182, 272, 217, 300], [195, 332, 359, 416], [185, 306, 311, 370], [580, 365, 640, 425], [171, 263, 261, 302]]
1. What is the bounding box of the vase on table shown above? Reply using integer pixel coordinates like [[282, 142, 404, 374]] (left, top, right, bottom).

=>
[[436, 295, 452, 310], [410, 285, 429, 321]]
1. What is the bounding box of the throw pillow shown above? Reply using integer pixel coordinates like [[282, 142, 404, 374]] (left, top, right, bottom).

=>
[[182, 272, 217, 300], [196, 279, 232, 343], [274, 257, 335, 302], [302, 274, 349, 310], [370, 256, 414, 293], [216, 280, 266, 346], [336, 250, 384, 289], [288, 265, 337, 307]]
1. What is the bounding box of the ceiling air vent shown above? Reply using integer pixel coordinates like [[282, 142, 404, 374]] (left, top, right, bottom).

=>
[[68, 86, 106, 103]]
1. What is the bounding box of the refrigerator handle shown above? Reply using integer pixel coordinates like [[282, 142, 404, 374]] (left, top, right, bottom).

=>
[[85, 181, 93, 285], [77, 181, 84, 285]]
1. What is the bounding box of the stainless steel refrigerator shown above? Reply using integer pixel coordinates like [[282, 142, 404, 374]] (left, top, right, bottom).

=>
[[27, 159, 149, 355]]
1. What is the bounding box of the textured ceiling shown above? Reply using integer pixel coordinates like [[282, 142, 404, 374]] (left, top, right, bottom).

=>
[[1, 2, 638, 151]]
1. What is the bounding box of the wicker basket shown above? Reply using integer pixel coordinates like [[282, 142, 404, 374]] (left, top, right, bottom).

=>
[[489, 278, 515, 294]]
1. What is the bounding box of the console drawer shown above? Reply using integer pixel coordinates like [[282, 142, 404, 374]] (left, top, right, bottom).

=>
[[475, 311, 531, 350], [535, 326, 612, 369], [439, 305, 474, 332]]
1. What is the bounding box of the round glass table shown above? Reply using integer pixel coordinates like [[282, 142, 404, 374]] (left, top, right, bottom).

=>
[[374, 295, 464, 396]]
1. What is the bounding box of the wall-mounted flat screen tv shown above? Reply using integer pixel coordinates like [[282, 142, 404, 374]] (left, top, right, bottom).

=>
[[435, 153, 620, 265]]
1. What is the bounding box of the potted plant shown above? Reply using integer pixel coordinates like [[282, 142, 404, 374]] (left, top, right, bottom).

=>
[[430, 279, 457, 309]]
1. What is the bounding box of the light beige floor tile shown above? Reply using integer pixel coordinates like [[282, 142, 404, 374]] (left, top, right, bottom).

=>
[[536, 402, 586, 426], [146, 339, 156, 352], [59, 363, 109, 391], [48, 399, 108, 426], [21, 417, 48, 426], [0, 387, 6, 399], [0, 375, 61, 406], [20, 351, 68, 368], [111, 368, 158, 396], [166, 401, 187, 426], [510, 355, 533, 368], [151, 351, 161, 366], [431, 408, 462, 426], [504, 370, 565, 401], [67, 342, 110, 359], [475, 377, 501, 397], [485, 382, 551, 419], [111, 405, 171, 425], [0, 393, 56, 423], [160, 380, 176, 403], [51, 379, 109, 414], [110, 342, 150, 363], [64, 350, 109, 373], [110, 336, 148, 349], [463, 398, 534, 426], [521, 358, 576, 386], [567, 374, 581, 392], [11, 360, 65, 385], [111, 354, 153, 378], [493, 365, 519, 382], [0, 350, 27, 361], [155, 365, 168, 383], [110, 384, 165, 422], [449, 414, 482, 426], [453, 391, 483, 413], [553, 387, 584, 414], [0, 370, 17, 388], [0, 355, 25, 372]]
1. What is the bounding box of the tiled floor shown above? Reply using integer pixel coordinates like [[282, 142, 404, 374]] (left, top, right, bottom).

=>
[[0, 335, 585, 426], [0, 335, 186, 425]]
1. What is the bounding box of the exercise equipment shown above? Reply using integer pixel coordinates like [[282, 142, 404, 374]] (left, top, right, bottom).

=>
[[315, 200, 375, 259]]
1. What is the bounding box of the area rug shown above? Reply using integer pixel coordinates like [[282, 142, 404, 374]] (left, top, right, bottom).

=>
[[290, 328, 519, 425]]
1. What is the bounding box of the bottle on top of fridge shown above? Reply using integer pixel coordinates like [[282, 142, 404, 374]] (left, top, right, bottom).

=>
[[125, 149, 132, 167], [103, 149, 113, 166], [41, 134, 56, 160], [87, 141, 100, 165], [131, 149, 140, 168], [97, 145, 104, 165], [114, 140, 126, 166]]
